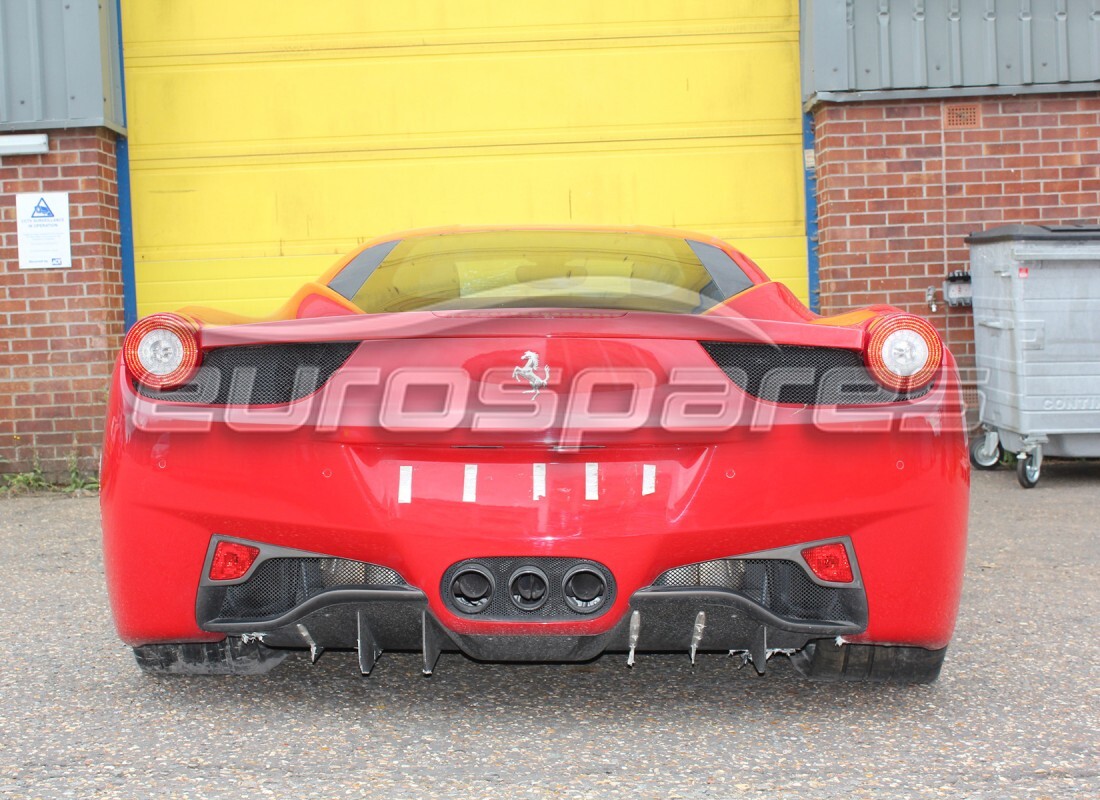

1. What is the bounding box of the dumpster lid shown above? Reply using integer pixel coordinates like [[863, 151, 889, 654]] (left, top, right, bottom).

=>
[[966, 224, 1100, 243]]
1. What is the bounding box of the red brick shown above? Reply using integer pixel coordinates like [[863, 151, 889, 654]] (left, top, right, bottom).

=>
[[1061, 192, 1097, 205], [1042, 180, 1081, 193], [2, 180, 46, 193], [1060, 139, 1097, 153], [21, 166, 59, 179], [963, 183, 1007, 196], [41, 178, 81, 191], [864, 120, 906, 134], [983, 195, 1024, 208], [1062, 166, 1099, 179], [983, 114, 1021, 128]]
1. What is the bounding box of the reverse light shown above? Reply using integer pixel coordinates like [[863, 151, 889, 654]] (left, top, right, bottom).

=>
[[801, 543, 854, 583], [208, 541, 261, 581], [123, 313, 201, 389], [863, 313, 943, 393]]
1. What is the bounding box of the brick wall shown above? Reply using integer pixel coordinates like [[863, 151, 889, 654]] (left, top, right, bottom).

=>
[[813, 93, 1100, 408], [0, 128, 125, 481]]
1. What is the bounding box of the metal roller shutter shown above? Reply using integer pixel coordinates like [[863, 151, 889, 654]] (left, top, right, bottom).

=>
[[122, 1, 806, 316]]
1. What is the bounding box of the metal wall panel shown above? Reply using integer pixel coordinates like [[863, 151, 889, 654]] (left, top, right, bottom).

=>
[[802, 0, 1100, 102], [0, 0, 125, 132]]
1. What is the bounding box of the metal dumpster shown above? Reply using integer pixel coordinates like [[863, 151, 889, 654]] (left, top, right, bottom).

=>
[[966, 225, 1100, 487]]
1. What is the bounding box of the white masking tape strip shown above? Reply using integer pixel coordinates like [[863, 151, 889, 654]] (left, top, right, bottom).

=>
[[533, 463, 546, 500], [585, 462, 599, 501], [398, 465, 412, 504], [463, 464, 478, 503]]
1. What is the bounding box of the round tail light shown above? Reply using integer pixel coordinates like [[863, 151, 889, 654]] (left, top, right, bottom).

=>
[[123, 313, 202, 389], [863, 313, 943, 393]]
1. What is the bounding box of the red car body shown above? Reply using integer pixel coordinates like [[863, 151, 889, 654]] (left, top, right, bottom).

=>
[[101, 227, 968, 681]]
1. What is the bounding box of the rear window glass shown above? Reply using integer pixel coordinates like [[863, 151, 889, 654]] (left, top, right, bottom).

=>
[[332, 230, 753, 314]]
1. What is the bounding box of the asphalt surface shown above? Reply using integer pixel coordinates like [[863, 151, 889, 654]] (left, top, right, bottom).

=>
[[0, 466, 1098, 800]]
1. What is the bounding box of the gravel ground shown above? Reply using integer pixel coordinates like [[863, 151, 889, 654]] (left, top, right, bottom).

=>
[[0, 465, 1097, 799]]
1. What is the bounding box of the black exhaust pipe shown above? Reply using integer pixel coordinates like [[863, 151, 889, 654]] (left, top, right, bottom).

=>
[[450, 565, 494, 613], [509, 567, 549, 611], [562, 566, 607, 613]]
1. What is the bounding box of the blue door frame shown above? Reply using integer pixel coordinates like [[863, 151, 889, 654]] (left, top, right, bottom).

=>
[[802, 112, 821, 314], [115, 0, 137, 329]]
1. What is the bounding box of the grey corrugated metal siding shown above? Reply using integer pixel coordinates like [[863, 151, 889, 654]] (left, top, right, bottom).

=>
[[0, 0, 125, 133], [803, 0, 1100, 102]]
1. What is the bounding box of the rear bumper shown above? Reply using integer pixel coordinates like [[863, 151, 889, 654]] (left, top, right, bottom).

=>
[[195, 538, 867, 667], [101, 362, 969, 653], [202, 590, 863, 669]]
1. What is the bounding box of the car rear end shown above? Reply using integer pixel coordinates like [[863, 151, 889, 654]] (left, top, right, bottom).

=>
[[102, 301, 968, 680]]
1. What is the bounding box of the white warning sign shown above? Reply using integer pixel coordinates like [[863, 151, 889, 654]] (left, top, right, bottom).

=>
[[16, 192, 72, 269]]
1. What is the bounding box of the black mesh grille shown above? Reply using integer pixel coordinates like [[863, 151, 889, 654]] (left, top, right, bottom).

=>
[[653, 558, 857, 623], [699, 341, 929, 405], [216, 557, 407, 621], [441, 557, 616, 621], [137, 342, 359, 405]]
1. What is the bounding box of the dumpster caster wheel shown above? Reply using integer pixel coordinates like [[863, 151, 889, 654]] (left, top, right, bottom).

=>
[[1016, 452, 1041, 488], [969, 437, 1003, 470]]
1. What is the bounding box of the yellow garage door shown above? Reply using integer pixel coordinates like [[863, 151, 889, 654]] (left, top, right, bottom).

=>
[[122, 1, 806, 317]]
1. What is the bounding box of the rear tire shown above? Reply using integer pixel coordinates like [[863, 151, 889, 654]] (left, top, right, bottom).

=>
[[791, 639, 947, 684], [132, 638, 288, 676]]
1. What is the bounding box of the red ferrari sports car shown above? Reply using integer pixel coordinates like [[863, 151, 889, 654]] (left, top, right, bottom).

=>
[[101, 227, 968, 682]]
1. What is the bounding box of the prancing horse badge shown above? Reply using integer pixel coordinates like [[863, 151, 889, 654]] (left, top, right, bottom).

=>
[[512, 350, 550, 397]]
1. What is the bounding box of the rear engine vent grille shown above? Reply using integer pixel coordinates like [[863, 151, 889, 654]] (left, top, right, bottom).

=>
[[216, 557, 407, 621], [653, 558, 862, 624], [699, 341, 929, 405], [136, 342, 358, 405]]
